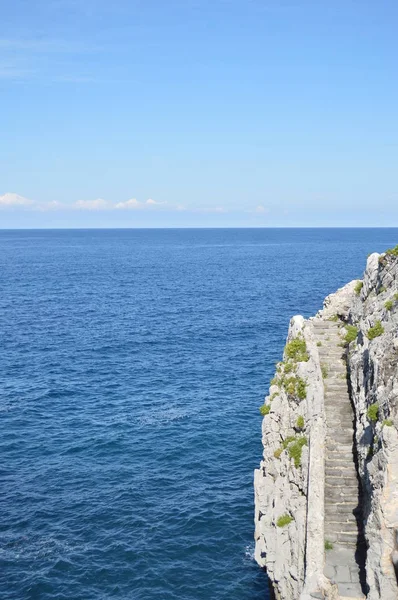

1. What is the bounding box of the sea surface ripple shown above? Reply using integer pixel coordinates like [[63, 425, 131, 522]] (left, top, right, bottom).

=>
[[1, 228, 397, 599]]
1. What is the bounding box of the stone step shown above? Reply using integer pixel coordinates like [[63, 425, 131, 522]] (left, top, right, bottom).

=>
[[326, 464, 357, 474], [325, 493, 359, 504], [325, 412, 353, 420], [326, 477, 358, 485], [326, 414, 354, 422], [326, 441, 353, 451], [328, 427, 354, 434], [325, 404, 353, 412], [325, 532, 359, 542], [327, 433, 354, 442], [327, 435, 354, 445], [324, 511, 358, 523], [325, 386, 351, 394], [326, 414, 353, 423], [325, 524, 358, 535], [326, 409, 353, 415], [326, 459, 355, 468]]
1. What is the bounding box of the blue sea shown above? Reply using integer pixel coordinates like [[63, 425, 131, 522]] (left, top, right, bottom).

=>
[[1, 228, 397, 600]]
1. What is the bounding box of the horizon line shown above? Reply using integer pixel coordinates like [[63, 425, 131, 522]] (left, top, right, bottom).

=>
[[1, 226, 398, 231]]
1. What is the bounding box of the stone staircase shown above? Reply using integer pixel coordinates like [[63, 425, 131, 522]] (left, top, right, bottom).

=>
[[312, 319, 366, 599]]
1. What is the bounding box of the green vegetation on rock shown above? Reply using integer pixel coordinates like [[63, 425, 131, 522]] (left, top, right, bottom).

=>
[[324, 540, 334, 551], [385, 244, 398, 257], [259, 404, 271, 416], [367, 321, 384, 340], [344, 325, 358, 344], [321, 363, 328, 379], [276, 514, 294, 528], [296, 378, 307, 400], [354, 281, 363, 295], [274, 448, 282, 459], [385, 300, 393, 311], [328, 314, 339, 322], [282, 435, 297, 449], [367, 403, 379, 422], [296, 415, 304, 430], [285, 336, 309, 362], [382, 418, 393, 427], [287, 436, 308, 467]]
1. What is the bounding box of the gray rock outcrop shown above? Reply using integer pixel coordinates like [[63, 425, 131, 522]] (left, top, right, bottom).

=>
[[254, 246, 398, 600]]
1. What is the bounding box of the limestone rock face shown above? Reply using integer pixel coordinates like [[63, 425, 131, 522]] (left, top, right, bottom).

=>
[[254, 246, 398, 599], [347, 252, 398, 599], [254, 316, 325, 600]]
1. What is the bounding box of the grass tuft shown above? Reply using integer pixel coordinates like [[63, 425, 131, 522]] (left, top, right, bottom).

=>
[[385, 244, 398, 257], [367, 403, 379, 422], [367, 321, 384, 340], [259, 404, 271, 416], [285, 336, 309, 362], [287, 436, 308, 467], [276, 514, 293, 528], [321, 363, 328, 379], [344, 325, 358, 344], [382, 418, 393, 427], [324, 540, 334, 551], [354, 280, 363, 295]]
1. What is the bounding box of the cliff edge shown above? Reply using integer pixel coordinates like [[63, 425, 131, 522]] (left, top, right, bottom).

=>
[[254, 246, 398, 600]]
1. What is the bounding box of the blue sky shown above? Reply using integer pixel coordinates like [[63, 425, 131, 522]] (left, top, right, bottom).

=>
[[1, 0, 397, 227]]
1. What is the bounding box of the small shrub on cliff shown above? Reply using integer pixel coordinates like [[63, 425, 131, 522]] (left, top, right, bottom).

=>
[[317, 341, 322, 347], [296, 415, 304, 430], [297, 378, 307, 400], [276, 514, 293, 528], [385, 300, 393, 311], [328, 314, 339, 322], [386, 244, 398, 257], [354, 280, 363, 295], [285, 337, 309, 362], [367, 321, 384, 340], [259, 404, 271, 416], [283, 361, 295, 374], [394, 293, 398, 302], [288, 436, 308, 468], [367, 403, 379, 422], [274, 448, 282, 459], [383, 418, 393, 427], [282, 435, 297, 450], [344, 325, 358, 344]]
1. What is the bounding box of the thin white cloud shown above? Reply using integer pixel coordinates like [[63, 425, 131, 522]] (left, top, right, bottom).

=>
[[0, 193, 199, 215], [0, 192, 34, 207], [74, 198, 110, 210], [115, 198, 166, 210]]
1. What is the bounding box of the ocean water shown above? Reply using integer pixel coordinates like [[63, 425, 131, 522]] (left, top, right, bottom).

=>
[[1, 228, 397, 600]]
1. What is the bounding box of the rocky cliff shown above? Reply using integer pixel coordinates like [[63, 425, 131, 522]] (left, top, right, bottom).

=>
[[254, 246, 398, 600]]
